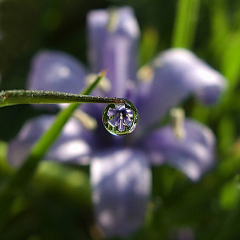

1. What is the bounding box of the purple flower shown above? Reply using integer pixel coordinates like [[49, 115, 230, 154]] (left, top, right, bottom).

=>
[[8, 6, 227, 238], [107, 104, 133, 132]]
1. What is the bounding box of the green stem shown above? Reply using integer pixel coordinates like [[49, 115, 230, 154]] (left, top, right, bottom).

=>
[[0, 90, 124, 108], [0, 72, 105, 229], [171, 0, 200, 49]]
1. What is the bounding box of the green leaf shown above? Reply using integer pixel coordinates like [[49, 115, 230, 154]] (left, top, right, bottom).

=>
[[219, 179, 239, 210], [171, 0, 200, 49]]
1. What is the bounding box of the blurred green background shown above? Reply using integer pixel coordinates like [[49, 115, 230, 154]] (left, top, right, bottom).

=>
[[1, 0, 240, 239]]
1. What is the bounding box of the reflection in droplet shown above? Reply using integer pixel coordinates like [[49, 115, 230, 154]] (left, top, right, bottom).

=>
[[102, 99, 139, 135]]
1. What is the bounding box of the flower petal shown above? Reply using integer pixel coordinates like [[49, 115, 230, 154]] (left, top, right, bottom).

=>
[[142, 119, 215, 181], [107, 108, 117, 117], [124, 117, 132, 127], [8, 115, 93, 167], [136, 48, 227, 129], [87, 7, 139, 98], [108, 114, 118, 127], [91, 148, 151, 237], [27, 50, 87, 108]]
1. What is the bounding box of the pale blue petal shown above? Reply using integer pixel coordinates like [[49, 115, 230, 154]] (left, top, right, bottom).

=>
[[136, 49, 227, 130], [27, 50, 87, 109], [91, 148, 151, 237], [108, 115, 118, 127], [124, 118, 132, 126], [108, 108, 117, 117], [8, 115, 93, 167], [142, 119, 215, 181], [87, 7, 139, 98]]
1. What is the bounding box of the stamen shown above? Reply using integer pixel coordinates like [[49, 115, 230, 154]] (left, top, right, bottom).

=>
[[107, 8, 119, 32], [170, 108, 186, 140], [85, 74, 111, 93], [73, 109, 97, 130], [137, 65, 154, 83]]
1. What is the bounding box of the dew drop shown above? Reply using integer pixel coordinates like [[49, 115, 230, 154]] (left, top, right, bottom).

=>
[[102, 99, 139, 136]]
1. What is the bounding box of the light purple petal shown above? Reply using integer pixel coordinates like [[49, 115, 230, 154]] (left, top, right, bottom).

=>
[[108, 114, 118, 127], [136, 48, 227, 130], [142, 119, 215, 181], [91, 148, 151, 237], [107, 108, 117, 117], [27, 50, 87, 109], [116, 103, 126, 111], [8, 115, 93, 167], [126, 108, 133, 117], [124, 117, 132, 126], [87, 7, 139, 98]]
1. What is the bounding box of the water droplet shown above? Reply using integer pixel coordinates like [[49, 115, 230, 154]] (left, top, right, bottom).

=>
[[102, 99, 139, 135]]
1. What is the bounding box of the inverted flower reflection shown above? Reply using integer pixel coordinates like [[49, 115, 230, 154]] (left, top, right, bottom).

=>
[[8, 6, 227, 238], [107, 104, 133, 132]]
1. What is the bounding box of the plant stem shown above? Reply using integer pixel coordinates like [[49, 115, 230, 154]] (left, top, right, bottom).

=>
[[171, 0, 200, 49], [0, 90, 124, 108]]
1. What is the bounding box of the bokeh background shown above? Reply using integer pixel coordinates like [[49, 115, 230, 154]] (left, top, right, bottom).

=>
[[1, 0, 240, 239]]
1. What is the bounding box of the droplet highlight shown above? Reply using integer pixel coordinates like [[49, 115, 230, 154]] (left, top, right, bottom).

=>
[[102, 99, 139, 135]]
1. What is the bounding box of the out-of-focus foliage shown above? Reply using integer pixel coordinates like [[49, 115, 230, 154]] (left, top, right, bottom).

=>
[[0, 0, 240, 239]]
